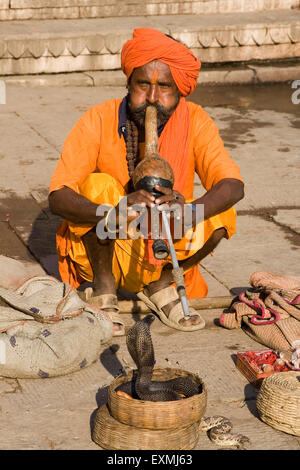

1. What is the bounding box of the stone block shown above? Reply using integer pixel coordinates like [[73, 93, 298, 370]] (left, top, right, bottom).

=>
[[80, 5, 117, 18], [2, 72, 91, 87], [240, 0, 255, 11], [198, 67, 255, 85], [24, 39, 46, 59], [7, 40, 26, 59], [223, 68, 255, 84], [198, 31, 220, 48], [0, 41, 7, 58], [215, 29, 236, 47], [0, 8, 31, 20], [66, 37, 87, 57], [145, 3, 162, 15], [85, 35, 105, 54], [0, 0, 9, 9], [86, 69, 126, 86], [218, 0, 235, 13], [252, 28, 268, 46], [11, 0, 82, 7], [249, 64, 300, 83], [198, 68, 228, 84], [0, 10, 12, 20], [105, 33, 130, 54], [289, 25, 300, 43], [172, 31, 199, 48], [46, 39, 66, 58], [39, 7, 80, 20], [0, 52, 122, 75], [195, 42, 300, 63], [234, 29, 257, 46], [269, 27, 290, 44]]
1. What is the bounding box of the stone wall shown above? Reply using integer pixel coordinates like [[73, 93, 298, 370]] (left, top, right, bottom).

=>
[[1, 0, 299, 21], [1, 10, 300, 75]]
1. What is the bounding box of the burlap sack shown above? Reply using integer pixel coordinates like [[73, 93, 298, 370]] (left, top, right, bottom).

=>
[[0, 255, 45, 290], [220, 288, 300, 351], [0, 276, 112, 378]]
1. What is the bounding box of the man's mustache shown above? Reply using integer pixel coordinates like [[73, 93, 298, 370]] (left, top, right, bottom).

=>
[[128, 99, 179, 128]]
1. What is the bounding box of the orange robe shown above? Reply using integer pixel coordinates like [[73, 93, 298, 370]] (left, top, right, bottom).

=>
[[49, 99, 243, 298]]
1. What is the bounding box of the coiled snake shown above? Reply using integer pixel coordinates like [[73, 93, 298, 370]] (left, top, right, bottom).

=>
[[119, 314, 250, 449]]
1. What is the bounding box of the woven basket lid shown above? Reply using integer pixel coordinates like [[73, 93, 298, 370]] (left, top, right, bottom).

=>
[[256, 372, 300, 436]]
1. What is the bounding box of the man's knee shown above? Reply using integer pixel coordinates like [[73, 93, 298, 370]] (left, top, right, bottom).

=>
[[212, 227, 227, 240], [79, 173, 125, 205], [83, 227, 113, 247]]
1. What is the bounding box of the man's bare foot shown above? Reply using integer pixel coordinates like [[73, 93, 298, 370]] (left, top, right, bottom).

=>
[[81, 232, 123, 332], [85, 287, 123, 334]]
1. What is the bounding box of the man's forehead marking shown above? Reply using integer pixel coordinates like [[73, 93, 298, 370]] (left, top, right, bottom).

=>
[[150, 69, 159, 84]]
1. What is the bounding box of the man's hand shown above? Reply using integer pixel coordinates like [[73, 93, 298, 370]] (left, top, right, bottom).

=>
[[126, 189, 156, 209], [113, 189, 156, 231], [115, 186, 186, 238], [153, 185, 187, 240], [154, 185, 185, 208]]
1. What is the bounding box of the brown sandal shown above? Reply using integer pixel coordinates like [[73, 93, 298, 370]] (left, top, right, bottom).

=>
[[137, 285, 205, 332], [81, 289, 125, 337]]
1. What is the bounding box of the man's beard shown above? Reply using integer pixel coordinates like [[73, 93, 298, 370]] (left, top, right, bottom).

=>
[[127, 94, 180, 129]]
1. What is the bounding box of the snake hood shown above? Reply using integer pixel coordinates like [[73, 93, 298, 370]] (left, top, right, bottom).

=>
[[125, 314, 199, 402], [126, 314, 155, 370]]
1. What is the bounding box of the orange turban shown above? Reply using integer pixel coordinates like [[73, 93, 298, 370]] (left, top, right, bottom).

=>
[[121, 28, 201, 97]]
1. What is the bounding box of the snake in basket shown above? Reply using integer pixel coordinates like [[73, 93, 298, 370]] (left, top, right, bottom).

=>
[[118, 314, 251, 449]]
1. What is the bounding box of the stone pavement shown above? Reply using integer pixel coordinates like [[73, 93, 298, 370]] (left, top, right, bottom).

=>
[[0, 82, 299, 451]]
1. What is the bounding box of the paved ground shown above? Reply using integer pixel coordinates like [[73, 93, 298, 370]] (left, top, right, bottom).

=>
[[0, 81, 299, 452]]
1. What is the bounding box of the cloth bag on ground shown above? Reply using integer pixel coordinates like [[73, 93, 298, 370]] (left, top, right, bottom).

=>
[[220, 282, 300, 351], [0, 276, 112, 378]]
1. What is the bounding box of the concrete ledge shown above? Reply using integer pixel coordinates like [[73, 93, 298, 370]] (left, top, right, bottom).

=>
[[1, 71, 95, 87], [247, 63, 300, 82], [0, 10, 300, 75], [1, 0, 299, 21], [2, 62, 299, 87]]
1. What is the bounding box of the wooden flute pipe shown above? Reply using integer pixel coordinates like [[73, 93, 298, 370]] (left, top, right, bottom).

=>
[[144, 105, 159, 156], [132, 106, 174, 190]]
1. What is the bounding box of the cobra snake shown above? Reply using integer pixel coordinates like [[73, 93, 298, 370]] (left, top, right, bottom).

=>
[[118, 314, 251, 449]]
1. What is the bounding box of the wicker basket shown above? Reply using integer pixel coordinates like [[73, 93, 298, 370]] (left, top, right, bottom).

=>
[[256, 371, 300, 436], [108, 367, 207, 430], [92, 404, 200, 450]]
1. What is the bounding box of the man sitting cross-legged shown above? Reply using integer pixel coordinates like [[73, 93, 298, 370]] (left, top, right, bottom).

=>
[[48, 28, 244, 336]]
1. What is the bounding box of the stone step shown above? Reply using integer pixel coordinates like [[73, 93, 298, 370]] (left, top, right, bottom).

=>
[[1, 0, 299, 21], [0, 9, 300, 75], [4, 62, 300, 87]]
